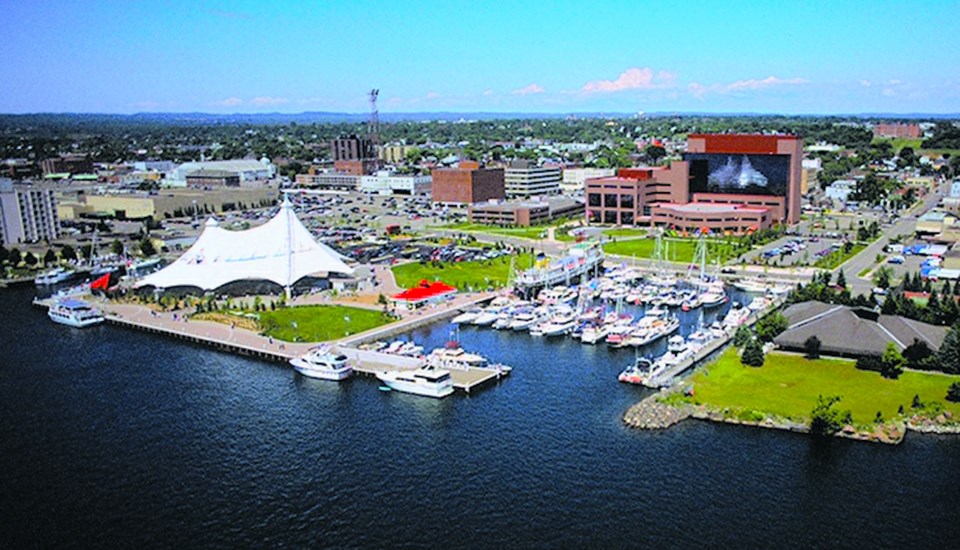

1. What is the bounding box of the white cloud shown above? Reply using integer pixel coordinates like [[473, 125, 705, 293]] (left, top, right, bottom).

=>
[[860, 80, 872, 87], [888, 79, 902, 85], [213, 97, 243, 107], [425, 91, 441, 100], [482, 89, 494, 97], [250, 96, 289, 106], [687, 75, 808, 99], [581, 67, 676, 94], [883, 88, 897, 97], [512, 83, 545, 95]]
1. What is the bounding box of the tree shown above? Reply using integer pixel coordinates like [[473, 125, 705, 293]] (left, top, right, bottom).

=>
[[139, 236, 157, 257], [44, 249, 57, 265], [111, 239, 125, 256], [874, 266, 893, 289], [733, 325, 752, 347], [880, 342, 904, 379], [936, 324, 960, 374], [741, 337, 765, 367], [903, 338, 934, 370], [60, 244, 76, 262], [644, 144, 666, 165], [809, 395, 849, 437], [755, 311, 788, 342], [804, 335, 821, 359], [947, 382, 960, 403], [0, 246, 7, 264], [24, 252, 38, 267], [8, 248, 21, 265], [836, 269, 847, 289]]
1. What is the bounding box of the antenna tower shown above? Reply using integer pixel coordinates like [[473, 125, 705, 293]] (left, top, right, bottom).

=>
[[368, 88, 380, 170]]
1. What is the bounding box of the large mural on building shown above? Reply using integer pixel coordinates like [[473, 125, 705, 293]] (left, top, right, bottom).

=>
[[686, 153, 790, 197]]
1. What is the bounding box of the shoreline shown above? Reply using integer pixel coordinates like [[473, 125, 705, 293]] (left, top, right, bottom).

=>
[[623, 391, 960, 445]]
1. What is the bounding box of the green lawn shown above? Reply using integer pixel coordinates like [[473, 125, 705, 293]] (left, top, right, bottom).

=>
[[259, 305, 392, 342], [441, 221, 581, 242], [813, 243, 867, 269], [603, 228, 648, 238], [669, 347, 960, 425], [603, 237, 736, 264], [392, 253, 534, 291]]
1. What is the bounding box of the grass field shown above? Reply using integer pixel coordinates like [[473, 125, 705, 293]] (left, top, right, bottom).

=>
[[603, 237, 735, 264], [813, 243, 867, 269], [442, 223, 554, 241], [603, 228, 648, 238], [392, 253, 534, 291], [259, 305, 393, 342], [667, 347, 960, 425]]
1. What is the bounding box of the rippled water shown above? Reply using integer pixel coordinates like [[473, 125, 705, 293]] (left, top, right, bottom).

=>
[[2, 286, 960, 548]]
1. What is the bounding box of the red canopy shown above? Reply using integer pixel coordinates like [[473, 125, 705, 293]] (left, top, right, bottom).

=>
[[90, 273, 111, 291], [392, 280, 457, 302]]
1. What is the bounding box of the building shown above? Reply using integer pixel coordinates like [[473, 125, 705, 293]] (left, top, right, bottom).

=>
[[685, 134, 803, 224], [468, 196, 584, 227], [916, 210, 957, 236], [650, 202, 773, 234], [585, 165, 688, 226], [561, 167, 615, 195], [774, 301, 947, 357], [185, 169, 240, 187], [824, 179, 857, 206], [874, 123, 922, 139], [359, 171, 431, 196], [0, 179, 61, 245], [332, 135, 377, 175], [431, 161, 505, 206], [294, 171, 359, 191], [2, 159, 36, 180], [40, 154, 93, 176], [504, 161, 562, 199], [950, 180, 960, 199], [380, 144, 416, 164], [63, 187, 277, 221], [169, 159, 275, 186]]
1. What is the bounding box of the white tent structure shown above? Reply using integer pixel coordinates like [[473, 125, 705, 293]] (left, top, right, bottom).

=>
[[137, 198, 353, 296]]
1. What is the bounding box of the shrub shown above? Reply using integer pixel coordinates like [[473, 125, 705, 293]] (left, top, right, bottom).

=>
[[741, 337, 765, 367], [947, 382, 960, 403], [804, 335, 821, 359]]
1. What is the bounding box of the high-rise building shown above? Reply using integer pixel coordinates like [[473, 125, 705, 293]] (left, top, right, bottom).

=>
[[0, 179, 61, 245], [504, 161, 562, 198], [431, 161, 505, 205]]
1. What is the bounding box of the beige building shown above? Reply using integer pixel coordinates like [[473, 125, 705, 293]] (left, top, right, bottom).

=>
[[380, 144, 417, 164], [58, 188, 278, 221], [0, 179, 61, 245]]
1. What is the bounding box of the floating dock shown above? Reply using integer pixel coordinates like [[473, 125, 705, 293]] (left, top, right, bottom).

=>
[[343, 347, 510, 394]]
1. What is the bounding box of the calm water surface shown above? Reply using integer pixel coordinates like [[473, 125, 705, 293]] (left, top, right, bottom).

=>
[[2, 286, 960, 548]]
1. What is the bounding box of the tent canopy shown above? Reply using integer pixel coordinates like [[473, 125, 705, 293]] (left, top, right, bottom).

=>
[[137, 198, 353, 291]]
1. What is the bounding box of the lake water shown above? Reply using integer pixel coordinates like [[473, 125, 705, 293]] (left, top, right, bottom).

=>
[[2, 286, 959, 548]]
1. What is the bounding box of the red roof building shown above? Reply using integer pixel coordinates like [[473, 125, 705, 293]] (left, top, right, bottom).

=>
[[391, 280, 458, 308]]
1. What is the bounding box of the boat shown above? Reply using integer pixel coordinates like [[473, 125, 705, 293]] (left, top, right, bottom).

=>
[[47, 298, 105, 328], [509, 310, 542, 331], [541, 310, 577, 336], [376, 365, 455, 398], [733, 279, 771, 293], [700, 288, 727, 307], [618, 357, 655, 385], [452, 307, 483, 324], [426, 345, 488, 370], [35, 267, 77, 286], [472, 306, 503, 326], [666, 334, 688, 354], [580, 324, 609, 344], [624, 316, 680, 347], [289, 347, 353, 380]]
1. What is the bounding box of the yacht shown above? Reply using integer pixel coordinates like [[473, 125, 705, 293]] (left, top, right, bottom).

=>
[[541, 310, 577, 336], [290, 347, 353, 381], [452, 307, 483, 324], [426, 346, 487, 370], [47, 298, 105, 328], [700, 289, 727, 307], [35, 267, 77, 286], [509, 310, 541, 331], [579, 324, 609, 345], [733, 279, 770, 293], [377, 365, 455, 398], [472, 306, 504, 326], [618, 357, 655, 385]]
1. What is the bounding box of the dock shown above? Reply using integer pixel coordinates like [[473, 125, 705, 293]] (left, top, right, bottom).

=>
[[342, 347, 510, 394], [643, 295, 787, 388]]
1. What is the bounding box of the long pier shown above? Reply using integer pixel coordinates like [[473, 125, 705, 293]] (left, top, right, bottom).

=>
[[643, 295, 787, 388]]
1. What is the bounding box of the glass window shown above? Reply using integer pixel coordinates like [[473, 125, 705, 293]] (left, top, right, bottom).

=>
[[621, 212, 635, 225], [620, 194, 634, 208], [604, 211, 617, 224], [604, 194, 618, 208], [588, 193, 601, 207]]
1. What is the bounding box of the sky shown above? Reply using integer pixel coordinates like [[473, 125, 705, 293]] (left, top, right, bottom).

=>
[[0, 0, 958, 115]]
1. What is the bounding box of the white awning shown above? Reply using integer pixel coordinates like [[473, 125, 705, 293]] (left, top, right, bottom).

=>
[[136, 198, 353, 290]]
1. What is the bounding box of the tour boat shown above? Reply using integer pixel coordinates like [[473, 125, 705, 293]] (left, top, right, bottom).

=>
[[289, 347, 354, 381], [35, 267, 77, 286], [47, 298, 105, 328], [376, 365, 455, 398]]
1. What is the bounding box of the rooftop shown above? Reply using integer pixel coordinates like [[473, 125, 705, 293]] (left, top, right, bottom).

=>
[[655, 202, 768, 214]]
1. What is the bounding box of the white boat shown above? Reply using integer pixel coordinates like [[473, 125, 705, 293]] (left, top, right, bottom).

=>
[[289, 347, 353, 380], [666, 334, 688, 354], [541, 310, 578, 336], [472, 307, 502, 326], [722, 304, 751, 329], [509, 310, 541, 331], [35, 267, 77, 286], [733, 279, 771, 293], [426, 346, 488, 370], [377, 365, 455, 398], [452, 308, 483, 324], [700, 289, 727, 307], [47, 298, 105, 328], [580, 324, 609, 344], [618, 357, 654, 385]]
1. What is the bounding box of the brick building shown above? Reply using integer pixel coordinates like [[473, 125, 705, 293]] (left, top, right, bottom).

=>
[[874, 123, 922, 139], [431, 161, 505, 206]]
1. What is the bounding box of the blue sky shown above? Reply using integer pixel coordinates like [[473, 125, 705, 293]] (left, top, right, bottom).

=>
[[0, 0, 958, 114]]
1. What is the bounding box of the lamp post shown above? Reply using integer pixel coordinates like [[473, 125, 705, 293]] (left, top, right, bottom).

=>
[[192, 200, 198, 227]]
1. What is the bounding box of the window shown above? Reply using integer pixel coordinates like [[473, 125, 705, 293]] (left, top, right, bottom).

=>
[[620, 194, 634, 208], [621, 212, 634, 225], [588, 193, 601, 207], [604, 211, 617, 224], [604, 194, 618, 208]]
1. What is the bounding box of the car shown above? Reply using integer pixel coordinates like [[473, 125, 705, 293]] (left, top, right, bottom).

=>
[[873, 287, 888, 295], [720, 267, 736, 274], [888, 255, 905, 264]]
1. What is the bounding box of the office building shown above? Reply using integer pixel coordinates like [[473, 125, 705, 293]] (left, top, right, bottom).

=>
[[468, 196, 584, 227], [0, 179, 61, 245], [431, 161, 505, 206], [561, 167, 615, 195], [359, 171, 431, 196], [504, 161, 562, 198]]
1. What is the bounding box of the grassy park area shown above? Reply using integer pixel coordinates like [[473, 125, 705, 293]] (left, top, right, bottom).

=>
[[258, 305, 393, 342], [392, 253, 535, 291], [603, 237, 736, 264], [813, 243, 867, 269], [665, 347, 960, 426]]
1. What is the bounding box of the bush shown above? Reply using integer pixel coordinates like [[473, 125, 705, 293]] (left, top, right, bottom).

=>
[[947, 382, 960, 403], [855, 355, 882, 373], [755, 312, 788, 343], [733, 325, 752, 347], [880, 342, 905, 380], [804, 335, 821, 359], [810, 395, 849, 437], [741, 337, 765, 367]]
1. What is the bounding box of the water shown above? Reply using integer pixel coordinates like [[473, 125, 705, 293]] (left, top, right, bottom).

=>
[[2, 286, 960, 548]]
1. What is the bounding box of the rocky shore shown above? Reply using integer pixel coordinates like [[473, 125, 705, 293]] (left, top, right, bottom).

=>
[[623, 396, 691, 429]]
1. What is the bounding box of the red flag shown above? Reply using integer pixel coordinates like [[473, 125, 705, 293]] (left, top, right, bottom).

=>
[[90, 273, 111, 291]]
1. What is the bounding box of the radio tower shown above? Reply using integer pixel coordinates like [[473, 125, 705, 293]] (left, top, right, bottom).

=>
[[368, 88, 380, 170]]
